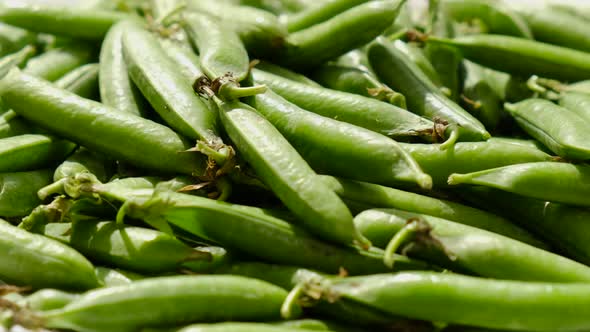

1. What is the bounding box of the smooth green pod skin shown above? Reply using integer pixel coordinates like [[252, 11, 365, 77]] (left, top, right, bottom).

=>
[[186, 0, 287, 57], [311, 64, 406, 108], [124, 191, 429, 275], [283, 0, 369, 32], [323, 272, 590, 332], [276, 1, 402, 70], [183, 12, 250, 83], [94, 266, 144, 287], [0, 3, 129, 40], [558, 92, 590, 124], [256, 61, 320, 87], [461, 60, 505, 131], [368, 37, 490, 142], [53, 147, 112, 183], [428, 34, 590, 82], [0, 169, 52, 217], [175, 323, 312, 332], [252, 69, 435, 139], [505, 99, 590, 160], [215, 97, 364, 246], [0, 218, 99, 290], [355, 209, 590, 282], [248, 89, 432, 189], [273, 319, 365, 332], [0, 134, 75, 172], [42, 221, 209, 274], [443, 0, 533, 38], [448, 161, 590, 207], [122, 23, 219, 143], [518, 7, 590, 52], [320, 175, 546, 248], [0, 22, 35, 57], [42, 275, 294, 332], [158, 38, 204, 83], [25, 289, 79, 311], [0, 69, 206, 175], [99, 19, 147, 117], [392, 40, 442, 88], [0, 118, 30, 138], [398, 140, 553, 187], [54, 63, 100, 101], [23, 44, 94, 82], [459, 187, 590, 266]]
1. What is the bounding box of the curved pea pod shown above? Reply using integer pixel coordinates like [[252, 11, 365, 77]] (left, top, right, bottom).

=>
[[122, 22, 220, 144], [94, 266, 144, 287], [321, 175, 545, 248], [122, 191, 430, 275], [183, 12, 265, 100], [252, 69, 435, 139], [443, 0, 532, 38], [53, 148, 112, 183], [314, 271, 590, 332], [256, 61, 320, 87], [311, 64, 406, 108], [517, 6, 590, 52], [427, 34, 590, 82], [356, 208, 590, 282], [42, 275, 295, 332], [214, 96, 367, 246], [333, 49, 373, 75], [0, 117, 30, 138], [283, 0, 370, 32], [0, 69, 206, 175], [172, 323, 314, 332], [368, 37, 490, 143], [54, 63, 100, 101], [558, 92, 590, 124], [272, 319, 366, 332], [23, 43, 94, 82], [248, 89, 432, 189], [0, 3, 130, 40], [0, 169, 52, 217], [505, 99, 590, 160], [0, 22, 36, 57], [99, 19, 148, 117], [158, 38, 204, 83], [0, 218, 99, 290], [275, 0, 404, 70], [449, 161, 590, 207], [391, 40, 442, 88], [24, 289, 79, 311], [461, 60, 505, 131], [186, 0, 287, 57], [42, 221, 211, 274], [398, 140, 553, 187], [0, 134, 75, 172]]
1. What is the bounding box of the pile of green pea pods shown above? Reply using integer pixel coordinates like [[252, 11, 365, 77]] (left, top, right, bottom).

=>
[[4, 0, 590, 331]]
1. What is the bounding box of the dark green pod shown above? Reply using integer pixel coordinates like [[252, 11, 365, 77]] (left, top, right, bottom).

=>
[[0, 169, 53, 217], [0, 134, 75, 172]]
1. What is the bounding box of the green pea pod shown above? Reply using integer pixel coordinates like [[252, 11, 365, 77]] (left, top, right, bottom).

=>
[[42, 275, 295, 332], [0, 218, 99, 290], [158, 38, 204, 83], [252, 69, 435, 139], [225, 0, 314, 15], [0, 134, 75, 172], [276, 0, 404, 70], [42, 221, 211, 274], [99, 19, 148, 116], [0, 169, 52, 217], [333, 49, 374, 75], [255, 61, 321, 87], [312, 271, 590, 332], [0, 44, 35, 80], [311, 64, 406, 108], [0, 3, 130, 40], [427, 34, 590, 82], [247, 89, 432, 189], [272, 319, 362, 332], [517, 6, 590, 52], [54, 63, 100, 101], [0, 118, 30, 139], [284, 0, 370, 32], [183, 12, 266, 100], [461, 60, 505, 131], [391, 40, 442, 88], [24, 289, 79, 311], [23, 43, 94, 82], [0, 22, 36, 57], [444, 0, 533, 38], [368, 37, 490, 144], [53, 148, 112, 183], [398, 139, 553, 188], [0, 69, 206, 175], [356, 208, 590, 282], [320, 175, 545, 248], [549, 3, 590, 22], [171, 323, 313, 332], [122, 191, 430, 275], [214, 96, 367, 246], [122, 22, 221, 145], [558, 92, 590, 124], [459, 187, 590, 267], [186, 0, 287, 57], [449, 161, 590, 207], [505, 99, 590, 160]]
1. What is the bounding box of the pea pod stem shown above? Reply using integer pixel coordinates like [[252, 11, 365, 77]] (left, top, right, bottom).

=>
[[383, 218, 433, 268]]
